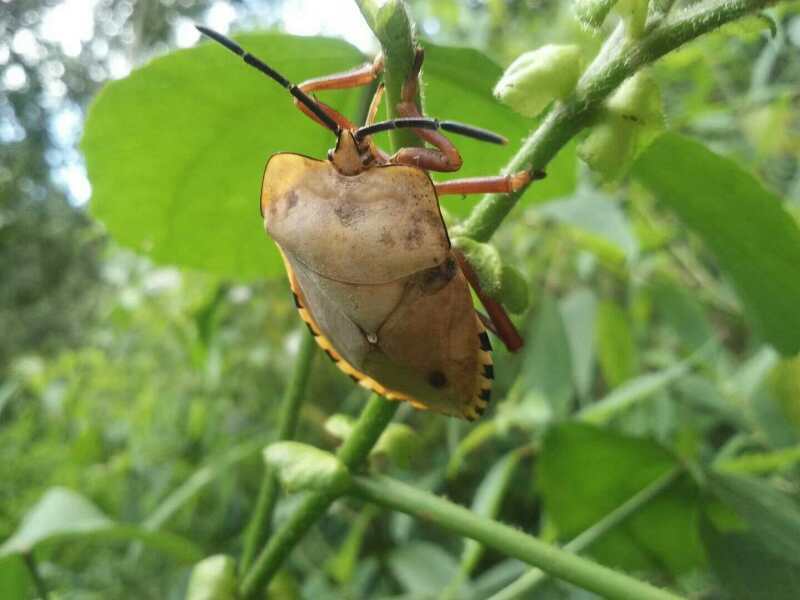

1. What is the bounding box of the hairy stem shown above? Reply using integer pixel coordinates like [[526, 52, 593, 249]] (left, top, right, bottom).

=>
[[351, 473, 684, 600], [240, 331, 317, 573], [460, 0, 782, 242]]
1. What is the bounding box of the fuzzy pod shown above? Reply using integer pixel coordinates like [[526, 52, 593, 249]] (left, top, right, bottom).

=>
[[186, 555, 237, 600], [500, 265, 530, 315], [264, 441, 351, 495], [578, 118, 637, 180], [494, 45, 583, 118]]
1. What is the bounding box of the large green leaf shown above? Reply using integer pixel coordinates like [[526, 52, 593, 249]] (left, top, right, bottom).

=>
[[634, 133, 800, 355], [0, 487, 200, 563], [538, 422, 703, 575], [83, 34, 574, 280]]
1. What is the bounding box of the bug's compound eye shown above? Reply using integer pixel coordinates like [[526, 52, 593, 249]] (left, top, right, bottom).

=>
[[427, 370, 448, 389]]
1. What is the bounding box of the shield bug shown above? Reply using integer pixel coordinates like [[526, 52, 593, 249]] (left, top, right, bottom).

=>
[[196, 27, 538, 419]]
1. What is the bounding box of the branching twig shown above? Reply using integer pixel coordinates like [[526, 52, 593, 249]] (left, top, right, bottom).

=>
[[459, 0, 783, 242]]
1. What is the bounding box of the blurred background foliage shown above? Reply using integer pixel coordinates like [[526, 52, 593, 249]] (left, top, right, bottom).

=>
[[2, 0, 800, 598]]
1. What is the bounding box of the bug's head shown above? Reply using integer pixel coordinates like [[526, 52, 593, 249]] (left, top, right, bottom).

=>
[[328, 129, 379, 176]]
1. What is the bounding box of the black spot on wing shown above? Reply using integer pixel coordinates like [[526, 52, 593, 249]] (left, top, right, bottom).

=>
[[482, 364, 494, 380]]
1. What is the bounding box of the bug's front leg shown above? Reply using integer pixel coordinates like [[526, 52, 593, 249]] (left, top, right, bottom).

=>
[[434, 170, 546, 196], [389, 49, 464, 173], [293, 54, 384, 130], [454, 251, 524, 353]]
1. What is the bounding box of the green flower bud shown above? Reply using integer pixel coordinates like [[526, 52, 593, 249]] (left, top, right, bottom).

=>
[[494, 45, 583, 117], [579, 71, 663, 180], [263, 442, 351, 495], [578, 118, 637, 180], [186, 555, 237, 600], [500, 265, 530, 314], [574, 0, 618, 29], [616, 0, 649, 38]]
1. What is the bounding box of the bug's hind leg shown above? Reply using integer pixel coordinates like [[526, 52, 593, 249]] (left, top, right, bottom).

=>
[[389, 48, 464, 172], [454, 251, 524, 353], [293, 54, 384, 130]]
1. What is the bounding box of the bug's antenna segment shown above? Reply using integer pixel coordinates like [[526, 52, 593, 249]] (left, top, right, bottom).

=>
[[195, 25, 341, 135], [355, 118, 507, 145]]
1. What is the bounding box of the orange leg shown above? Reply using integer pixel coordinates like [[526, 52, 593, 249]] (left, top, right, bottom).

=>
[[293, 54, 384, 131], [455, 251, 524, 353], [390, 48, 464, 173], [434, 171, 545, 196]]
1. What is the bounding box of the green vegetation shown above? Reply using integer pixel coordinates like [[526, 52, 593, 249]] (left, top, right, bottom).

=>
[[3, 0, 800, 598]]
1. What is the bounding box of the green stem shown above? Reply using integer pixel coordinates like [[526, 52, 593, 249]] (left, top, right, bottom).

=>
[[240, 330, 317, 573], [239, 396, 398, 598], [459, 0, 782, 242], [488, 467, 683, 600], [356, 0, 421, 148], [351, 474, 684, 600], [24, 552, 49, 600]]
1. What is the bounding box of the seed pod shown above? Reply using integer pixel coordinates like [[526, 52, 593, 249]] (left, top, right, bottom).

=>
[[494, 45, 583, 117]]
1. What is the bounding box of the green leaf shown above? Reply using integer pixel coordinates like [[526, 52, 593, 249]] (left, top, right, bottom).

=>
[[521, 295, 574, 419], [538, 423, 703, 575], [560, 288, 598, 402], [700, 514, 800, 600], [634, 133, 800, 355], [84, 35, 575, 280], [538, 193, 638, 265], [84, 34, 365, 280], [706, 471, 800, 558], [0, 488, 201, 563], [263, 441, 351, 494], [595, 300, 638, 389], [186, 555, 237, 600]]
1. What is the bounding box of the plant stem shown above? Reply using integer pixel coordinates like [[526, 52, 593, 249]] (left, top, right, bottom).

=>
[[24, 552, 49, 600], [487, 467, 683, 600], [459, 0, 782, 242], [240, 395, 399, 598], [240, 330, 317, 573], [351, 474, 684, 600]]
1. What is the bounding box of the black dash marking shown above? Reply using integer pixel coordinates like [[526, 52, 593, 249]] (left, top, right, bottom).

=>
[[475, 404, 486, 416], [427, 370, 448, 389], [349, 374, 360, 383], [292, 292, 302, 308], [482, 364, 494, 380], [305, 322, 318, 337], [465, 413, 477, 422], [324, 349, 339, 363], [478, 331, 492, 352], [479, 388, 491, 402]]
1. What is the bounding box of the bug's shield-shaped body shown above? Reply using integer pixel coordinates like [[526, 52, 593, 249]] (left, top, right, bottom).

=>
[[262, 153, 492, 419]]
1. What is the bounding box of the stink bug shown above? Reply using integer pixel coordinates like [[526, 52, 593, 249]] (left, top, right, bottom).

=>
[[196, 27, 537, 419]]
